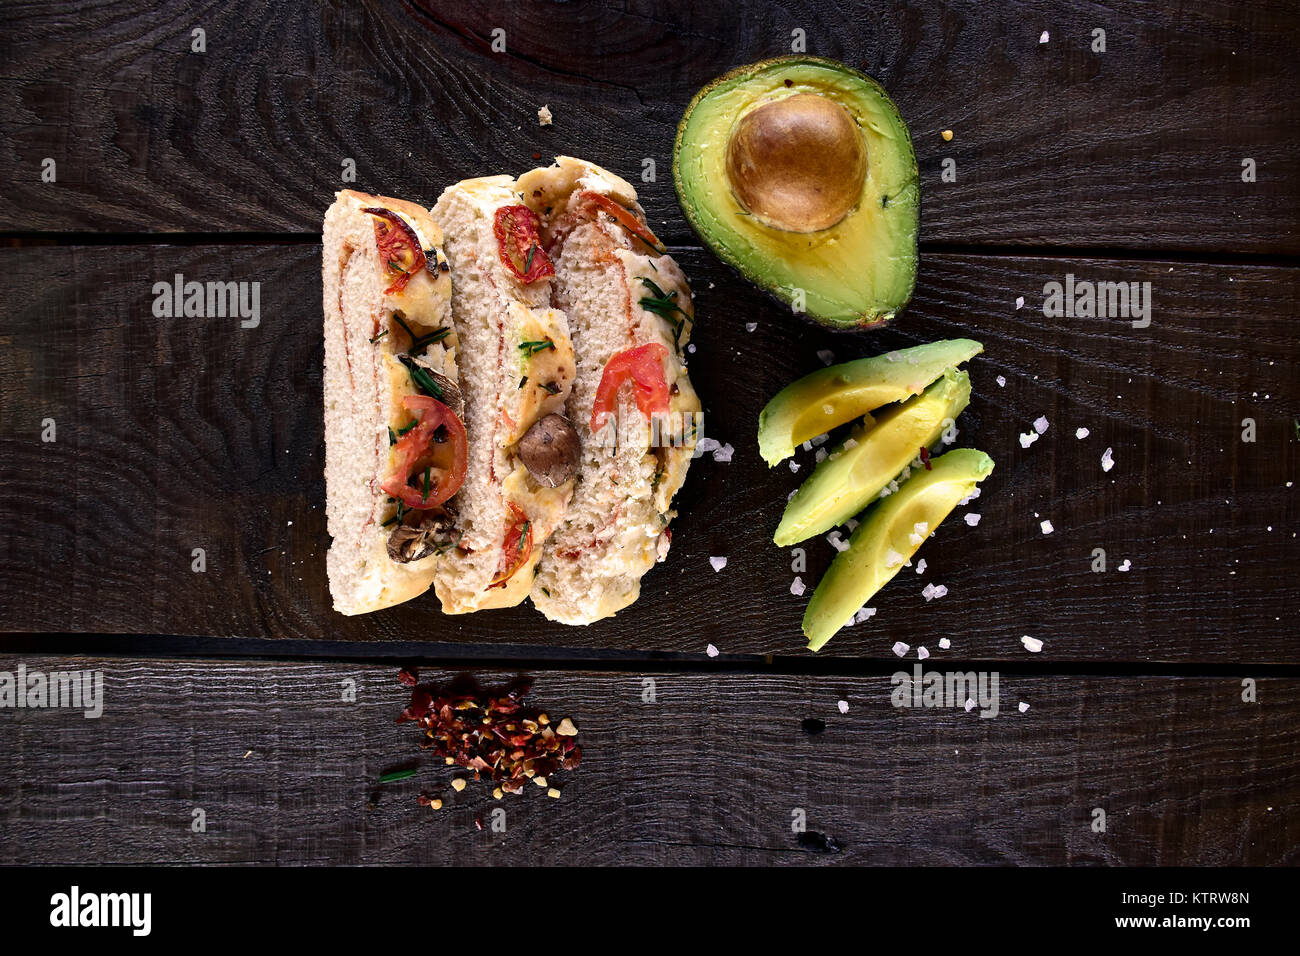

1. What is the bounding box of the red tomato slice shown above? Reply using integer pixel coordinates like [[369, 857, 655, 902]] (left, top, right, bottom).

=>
[[590, 343, 671, 432], [582, 192, 665, 252], [494, 205, 554, 283], [489, 503, 534, 588], [363, 207, 427, 296], [381, 394, 467, 510]]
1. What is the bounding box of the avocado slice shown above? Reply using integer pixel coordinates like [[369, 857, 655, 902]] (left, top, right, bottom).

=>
[[802, 448, 994, 652], [673, 56, 919, 330], [775, 369, 971, 546], [757, 338, 982, 466]]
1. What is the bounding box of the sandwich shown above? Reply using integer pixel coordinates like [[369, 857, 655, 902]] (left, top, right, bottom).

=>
[[429, 176, 577, 614], [322, 190, 463, 615], [518, 157, 703, 624]]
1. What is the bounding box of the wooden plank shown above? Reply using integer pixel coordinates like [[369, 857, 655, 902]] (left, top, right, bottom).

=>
[[0, 656, 1294, 864], [0, 243, 1296, 662], [0, 0, 1296, 250]]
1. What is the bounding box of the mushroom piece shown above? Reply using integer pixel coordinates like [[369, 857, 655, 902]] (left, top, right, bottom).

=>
[[518, 413, 581, 488], [387, 507, 459, 564], [404, 352, 465, 422]]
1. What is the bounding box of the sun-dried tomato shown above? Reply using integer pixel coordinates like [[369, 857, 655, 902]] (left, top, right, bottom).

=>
[[363, 207, 426, 295], [493, 204, 554, 283]]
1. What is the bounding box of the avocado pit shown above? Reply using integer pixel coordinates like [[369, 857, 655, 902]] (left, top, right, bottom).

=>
[[724, 93, 867, 233]]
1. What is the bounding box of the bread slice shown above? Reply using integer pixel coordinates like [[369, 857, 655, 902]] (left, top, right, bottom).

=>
[[322, 190, 460, 615], [519, 157, 702, 624], [430, 176, 577, 614]]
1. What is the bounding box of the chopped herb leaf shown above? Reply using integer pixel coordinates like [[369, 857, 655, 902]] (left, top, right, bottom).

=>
[[519, 339, 555, 357], [541, 381, 560, 395], [370, 329, 389, 344], [519, 376, 528, 389], [400, 355, 444, 399], [638, 277, 689, 345], [378, 768, 417, 784], [392, 313, 451, 355]]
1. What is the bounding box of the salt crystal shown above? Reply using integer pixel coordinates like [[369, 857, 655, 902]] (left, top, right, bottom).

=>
[[1101, 447, 1115, 472], [790, 576, 806, 596], [709, 556, 727, 572], [706, 643, 719, 657], [1033, 416, 1049, 434], [1020, 432, 1039, 449], [965, 698, 976, 712], [745, 322, 757, 332], [1018, 701, 1030, 713], [964, 513, 981, 526], [1076, 427, 1090, 439], [826, 531, 849, 552], [537, 105, 553, 126], [885, 549, 904, 568], [1015, 296, 1025, 310], [1040, 519, 1054, 535], [817, 349, 835, 366], [915, 558, 927, 574], [837, 700, 849, 714], [815, 448, 828, 463], [856, 607, 876, 622], [687, 343, 696, 353], [1021, 635, 1044, 653], [913, 521, 929, 537], [1118, 559, 1131, 571], [892, 641, 909, 657], [886, 351, 900, 362], [697, 437, 720, 454], [810, 433, 830, 447], [788, 460, 801, 473], [996, 375, 1007, 387], [712, 443, 734, 463], [1039, 30, 1049, 43], [917, 646, 930, 660], [938, 637, 951, 649]]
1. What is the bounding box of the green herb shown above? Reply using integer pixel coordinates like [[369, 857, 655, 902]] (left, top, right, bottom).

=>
[[540, 587, 551, 597], [519, 376, 528, 389], [378, 768, 417, 784], [519, 339, 555, 357], [392, 313, 451, 355], [422, 466, 431, 503], [388, 426, 396, 445], [524, 244, 538, 274], [541, 381, 560, 395], [370, 329, 389, 344], [400, 355, 444, 400], [638, 277, 689, 345]]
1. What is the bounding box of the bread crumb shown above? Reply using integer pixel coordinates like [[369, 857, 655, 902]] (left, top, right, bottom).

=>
[[537, 105, 553, 126]]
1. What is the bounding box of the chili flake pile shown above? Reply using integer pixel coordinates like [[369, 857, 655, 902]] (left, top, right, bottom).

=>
[[396, 672, 581, 802]]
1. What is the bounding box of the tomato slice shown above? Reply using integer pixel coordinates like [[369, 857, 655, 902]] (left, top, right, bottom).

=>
[[380, 394, 467, 510], [363, 207, 427, 296], [590, 343, 671, 432], [489, 503, 534, 588], [582, 192, 665, 253], [494, 205, 554, 283]]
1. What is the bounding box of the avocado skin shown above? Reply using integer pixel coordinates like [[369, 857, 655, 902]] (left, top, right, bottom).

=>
[[672, 56, 920, 331], [774, 369, 972, 546], [757, 338, 983, 466], [802, 448, 995, 652]]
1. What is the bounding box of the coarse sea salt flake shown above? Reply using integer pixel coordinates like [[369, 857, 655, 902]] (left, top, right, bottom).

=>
[[1041, 519, 1054, 535], [856, 607, 876, 623], [815, 448, 828, 463], [837, 700, 849, 714], [1076, 427, 1090, 439], [965, 698, 976, 712], [709, 556, 727, 572], [788, 460, 801, 473], [964, 513, 981, 526], [892, 641, 909, 657], [885, 549, 904, 568], [817, 349, 835, 366], [1039, 30, 1049, 43], [996, 375, 1007, 387], [915, 558, 927, 574], [1019, 701, 1030, 713], [697, 437, 720, 454], [917, 646, 930, 660], [712, 443, 734, 463], [1033, 416, 1049, 434], [1118, 559, 1132, 571], [939, 637, 951, 649], [706, 643, 719, 657], [1021, 635, 1044, 653], [790, 576, 806, 596], [1019, 432, 1039, 448], [1015, 296, 1025, 310], [827, 531, 849, 552], [1102, 447, 1115, 472]]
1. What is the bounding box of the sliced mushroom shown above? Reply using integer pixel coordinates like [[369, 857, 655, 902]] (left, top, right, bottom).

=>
[[404, 352, 464, 422], [518, 413, 581, 488], [387, 507, 459, 564]]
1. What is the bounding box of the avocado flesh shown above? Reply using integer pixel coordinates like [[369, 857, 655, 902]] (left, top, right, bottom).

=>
[[775, 370, 971, 547], [803, 448, 995, 652], [673, 56, 919, 329], [757, 338, 982, 466]]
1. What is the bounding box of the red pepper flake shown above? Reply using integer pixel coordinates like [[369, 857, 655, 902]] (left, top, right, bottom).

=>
[[395, 674, 581, 801], [398, 668, 419, 687], [919, 446, 932, 470]]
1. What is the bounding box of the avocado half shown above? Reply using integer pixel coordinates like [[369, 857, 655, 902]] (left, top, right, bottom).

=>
[[673, 56, 920, 330]]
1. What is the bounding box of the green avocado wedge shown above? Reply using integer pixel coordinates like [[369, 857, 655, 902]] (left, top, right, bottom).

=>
[[803, 448, 994, 652], [774, 369, 971, 547], [757, 338, 982, 466]]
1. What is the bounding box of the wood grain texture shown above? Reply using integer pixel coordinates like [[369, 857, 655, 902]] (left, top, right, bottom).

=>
[[0, 656, 1294, 865], [0, 0, 1297, 251], [1, 243, 1296, 662]]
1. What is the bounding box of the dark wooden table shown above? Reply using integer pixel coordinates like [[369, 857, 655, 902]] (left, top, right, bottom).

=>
[[1, 0, 1297, 865]]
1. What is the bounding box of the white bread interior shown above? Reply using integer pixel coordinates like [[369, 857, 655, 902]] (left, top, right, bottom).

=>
[[520, 157, 702, 625], [431, 176, 576, 614], [322, 190, 457, 615]]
